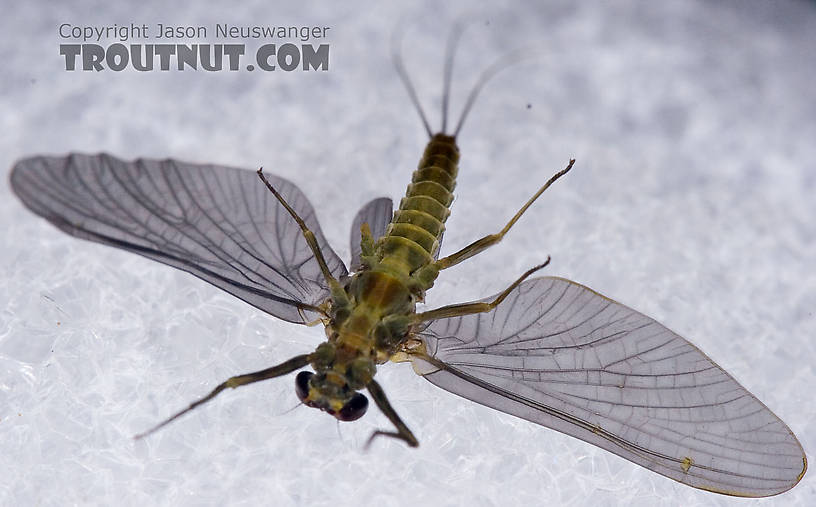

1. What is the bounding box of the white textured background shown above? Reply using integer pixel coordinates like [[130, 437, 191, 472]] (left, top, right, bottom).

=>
[[1, 1, 814, 506]]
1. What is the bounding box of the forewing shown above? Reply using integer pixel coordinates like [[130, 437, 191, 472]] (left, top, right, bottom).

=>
[[414, 276, 805, 497], [349, 197, 392, 271], [10, 153, 347, 324]]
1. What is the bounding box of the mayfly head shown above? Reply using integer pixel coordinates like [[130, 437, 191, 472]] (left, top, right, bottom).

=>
[[295, 370, 369, 421]]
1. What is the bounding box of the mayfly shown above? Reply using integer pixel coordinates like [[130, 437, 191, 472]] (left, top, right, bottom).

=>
[[9, 29, 805, 498]]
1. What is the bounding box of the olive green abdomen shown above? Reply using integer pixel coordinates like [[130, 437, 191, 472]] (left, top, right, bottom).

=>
[[378, 134, 459, 276]]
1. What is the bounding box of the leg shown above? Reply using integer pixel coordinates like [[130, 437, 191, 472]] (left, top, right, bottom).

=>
[[412, 259, 549, 324], [365, 379, 419, 448], [257, 169, 340, 287], [358, 222, 377, 270], [434, 160, 574, 271], [359, 222, 375, 257], [134, 354, 311, 440]]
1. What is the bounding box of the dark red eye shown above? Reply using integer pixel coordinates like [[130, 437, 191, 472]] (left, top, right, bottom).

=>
[[336, 393, 368, 421], [295, 371, 313, 402]]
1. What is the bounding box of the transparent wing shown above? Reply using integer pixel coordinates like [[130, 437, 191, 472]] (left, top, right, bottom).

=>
[[10, 153, 347, 324], [349, 197, 392, 271], [414, 276, 806, 497]]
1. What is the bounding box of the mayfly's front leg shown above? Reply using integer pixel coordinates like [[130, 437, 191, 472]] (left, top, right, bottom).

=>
[[412, 258, 549, 324], [134, 354, 311, 440], [431, 159, 574, 273], [365, 379, 419, 448]]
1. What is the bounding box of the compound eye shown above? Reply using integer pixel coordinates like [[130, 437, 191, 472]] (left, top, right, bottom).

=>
[[336, 393, 368, 421], [295, 371, 314, 402]]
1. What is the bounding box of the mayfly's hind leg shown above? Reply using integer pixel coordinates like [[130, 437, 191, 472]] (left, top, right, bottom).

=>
[[257, 170, 348, 305], [134, 354, 311, 440], [360, 223, 375, 256], [438, 159, 574, 269], [412, 259, 550, 324], [414, 159, 574, 286], [358, 222, 378, 270], [365, 378, 419, 448], [257, 169, 338, 286]]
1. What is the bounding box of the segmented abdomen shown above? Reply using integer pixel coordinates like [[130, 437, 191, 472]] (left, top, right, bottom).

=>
[[378, 133, 459, 275]]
